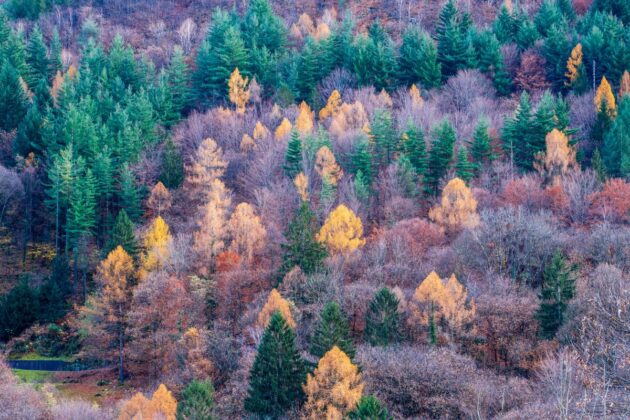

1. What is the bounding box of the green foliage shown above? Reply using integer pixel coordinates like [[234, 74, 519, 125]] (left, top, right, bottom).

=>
[[364, 288, 401, 346], [7, 0, 47, 20], [535, 0, 566, 38], [245, 311, 306, 417], [353, 21, 397, 91], [472, 30, 512, 95], [400, 122, 427, 178], [455, 146, 475, 183], [493, 5, 517, 44], [469, 117, 495, 170], [536, 250, 577, 339], [67, 167, 96, 248], [436, 0, 475, 79], [105, 210, 138, 259], [0, 278, 40, 341], [426, 119, 456, 195], [371, 108, 396, 168], [541, 23, 571, 90], [347, 395, 392, 420], [177, 380, 216, 420], [280, 201, 328, 277], [165, 46, 191, 122], [310, 301, 355, 359], [603, 96, 630, 177], [160, 138, 184, 189], [284, 130, 303, 178], [398, 26, 442, 89], [351, 135, 374, 186], [118, 164, 142, 222], [0, 61, 29, 132]]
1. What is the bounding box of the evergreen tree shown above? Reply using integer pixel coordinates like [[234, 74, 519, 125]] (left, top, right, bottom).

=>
[[364, 288, 401, 346], [455, 146, 475, 183], [67, 167, 97, 250], [426, 120, 456, 195], [105, 209, 138, 259], [535, 0, 565, 38], [347, 395, 391, 420], [166, 46, 191, 120], [0, 278, 40, 341], [536, 250, 577, 339], [118, 164, 142, 222], [244, 311, 306, 418], [242, 0, 286, 54], [541, 23, 571, 90], [603, 96, 630, 177], [49, 28, 63, 77], [310, 301, 355, 359], [0, 61, 29, 132], [351, 135, 374, 186], [280, 201, 328, 277], [398, 26, 442, 89], [353, 21, 397, 91], [176, 380, 215, 420], [329, 13, 355, 70], [14, 101, 43, 156], [503, 91, 534, 170], [493, 4, 517, 44], [473, 30, 512, 95], [160, 138, 184, 189], [296, 36, 328, 102], [469, 117, 495, 170], [400, 123, 427, 178], [435, 0, 473, 79], [25, 25, 50, 88], [284, 130, 303, 178], [371, 108, 396, 168]]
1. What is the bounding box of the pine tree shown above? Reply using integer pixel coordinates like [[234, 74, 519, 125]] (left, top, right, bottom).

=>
[[426, 120, 456, 195], [244, 311, 306, 417], [0, 61, 29, 132], [14, 101, 42, 156], [565, 43, 587, 93], [541, 23, 572, 90], [493, 3, 517, 44], [371, 109, 397, 168], [119, 164, 142, 222], [284, 130, 303, 178], [436, 0, 473, 79], [347, 395, 391, 420], [473, 30, 512, 95], [455, 146, 475, 183], [603, 96, 630, 177], [351, 135, 374, 186], [399, 123, 427, 178], [469, 117, 495, 170], [353, 21, 397, 91], [364, 288, 401, 346], [241, 0, 286, 54], [503, 91, 534, 170], [67, 167, 96, 248], [310, 301, 355, 359], [398, 26, 442, 89], [280, 201, 327, 277], [25, 25, 49, 88], [105, 209, 138, 260], [176, 380, 215, 420], [49, 28, 62, 77], [536, 250, 577, 339], [160, 138, 184, 189]]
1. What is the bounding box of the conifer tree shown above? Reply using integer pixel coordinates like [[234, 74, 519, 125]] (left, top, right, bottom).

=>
[[176, 380, 215, 420], [400, 123, 427, 178], [353, 21, 397, 91], [310, 301, 355, 359], [364, 288, 401, 346], [166, 46, 190, 121], [119, 164, 143, 222], [347, 395, 391, 420], [49, 28, 62, 77], [398, 26, 442, 89], [351, 136, 374, 186], [160, 138, 184, 189], [473, 30, 512, 95], [436, 0, 474, 79], [284, 130, 303, 178], [105, 210, 138, 260], [536, 250, 577, 339], [67, 167, 97, 248], [426, 120, 456, 195], [565, 43, 587, 93], [25, 25, 49, 88], [371, 109, 397, 168], [280, 201, 327, 277], [245, 311, 306, 417], [228, 67, 250, 114], [469, 117, 495, 170], [493, 3, 517, 44], [503, 91, 534, 170], [603, 96, 630, 177], [455, 146, 475, 183], [0, 61, 29, 132]]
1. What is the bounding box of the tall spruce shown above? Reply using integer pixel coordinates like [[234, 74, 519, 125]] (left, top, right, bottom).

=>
[[398, 26, 442, 89], [536, 250, 577, 339], [469, 117, 495, 170], [284, 130, 303, 178], [105, 209, 138, 259], [364, 287, 401, 346], [400, 123, 427, 178], [280, 201, 327, 277], [0, 61, 29, 132], [455, 146, 475, 183], [426, 120, 456, 195], [310, 301, 355, 359]]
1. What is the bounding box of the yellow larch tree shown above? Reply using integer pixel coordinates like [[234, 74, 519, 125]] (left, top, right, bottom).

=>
[[534, 128, 577, 184], [227, 202, 267, 263], [319, 90, 342, 120], [315, 146, 343, 185], [294, 172, 309, 201], [240, 133, 256, 152], [275, 118, 293, 140], [139, 216, 172, 279], [445, 274, 476, 329], [118, 384, 177, 420], [146, 182, 172, 217], [565, 43, 583, 86], [297, 13, 315, 36], [317, 204, 365, 254], [378, 89, 393, 107], [329, 101, 369, 137], [314, 22, 331, 41], [150, 384, 178, 420], [409, 84, 423, 108], [228, 67, 250, 114], [594, 76, 616, 117], [302, 346, 363, 420], [428, 178, 480, 230], [296, 101, 314, 135], [257, 288, 296, 329], [619, 70, 630, 98], [193, 179, 231, 270], [186, 138, 228, 202], [253, 121, 270, 141], [119, 392, 152, 420]]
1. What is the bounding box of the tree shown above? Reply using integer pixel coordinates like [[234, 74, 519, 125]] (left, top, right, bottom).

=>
[[364, 288, 401, 346], [160, 138, 184, 189], [166, 46, 191, 122], [284, 130, 303, 178], [594, 76, 617, 118], [315, 146, 343, 185], [398, 26, 442, 89], [245, 311, 306, 417], [302, 346, 363, 420], [275, 118, 292, 140], [469, 117, 495, 170], [147, 182, 172, 217], [105, 210, 138, 259], [454, 147, 475, 183], [371, 109, 397, 168], [25, 25, 49, 89], [317, 204, 365, 254], [310, 301, 354, 359], [280, 201, 327, 276], [565, 43, 587, 92], [186, 138, 227, 203], [429, 177, 480, 230], [319, 90, 342, 120], [193, 179, 231, 270], [118, 164, 142, 222], [0, 62, 29, 132], [257, 289, 296, 329], [228, 68, 250, 114], [503, 91, 534, 170], [177, 380, 215, 420], [435, 0, 474, 79], [0, 278, 39, 342], [295, 101, 314, 135], [426, 120, 456, 195], [241, 0, 286, 54], [619, 70, 630, 98], [66, 168, 96, 249], [399, 123, 427, 178], [347, 395, 391, 420], [603, 96, 630, 177], [227, 202, 267, 262], [139, 216, 172, 279], [353, 21, 397, 91], [536, 250, 577, 339], [120, 384, 178, 420], [84, 246, 134, 383], [534, 129, 577, 183]]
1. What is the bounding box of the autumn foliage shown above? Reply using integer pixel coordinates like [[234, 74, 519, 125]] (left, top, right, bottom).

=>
[[429, 178, 480, 230], [257, 289, 296, 329], [317, 204, 365, 254], [118, 384, 177, 420]]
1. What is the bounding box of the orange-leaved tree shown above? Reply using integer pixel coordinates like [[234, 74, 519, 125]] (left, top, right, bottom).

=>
[[146, 182, 172, 217], [186, 138, 227, 203], [257, 289, 296, 329], [275, 118, 293, 140], [315, 146, 343, 186], [319, 90, 342, 120], [534, 129, 577, 184], [296, 101, 314, 135]]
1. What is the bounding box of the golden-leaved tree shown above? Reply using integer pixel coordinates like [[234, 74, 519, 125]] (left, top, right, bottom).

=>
[[409, 84, 423, 108], [294, 172, 309, 201], [594, 76, 616, 118], [253, 121, 270, 140], [146, 182, 172, 217], [534, 129, 577, 184], [228, 202, 267, 263], [228, 67, 250, 114], [296, 101, 314, 135], [329, 101, 369, 137], [317, 204, 365, 254], [275, 118, 293, 140], [315, 146, 343, 185], [319, 90, 342, 120], [240, 133, 256, 152], [257, 288, 296, 329], [139, 216, 172, 279], [118, 383, 177, 420], [186, 138, 228, 203], [565, 43, 583, 86], [302, 346, 363, 420], [429, 178, 480, 230]]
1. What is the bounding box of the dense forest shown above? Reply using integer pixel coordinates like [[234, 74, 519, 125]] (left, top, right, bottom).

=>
[[1, 0, 630, 418]]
